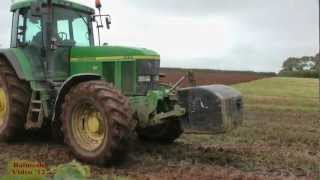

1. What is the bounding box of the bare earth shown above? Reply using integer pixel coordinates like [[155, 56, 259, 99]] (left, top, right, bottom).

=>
[[0, 110, 318, 179]]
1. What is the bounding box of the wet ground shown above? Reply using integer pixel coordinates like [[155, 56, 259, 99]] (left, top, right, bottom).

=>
[[0, 110, 318, 180]]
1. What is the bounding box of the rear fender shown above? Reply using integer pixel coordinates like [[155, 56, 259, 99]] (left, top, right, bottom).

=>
[[0, 49, 33, 80], [52, 74, 102, 122]]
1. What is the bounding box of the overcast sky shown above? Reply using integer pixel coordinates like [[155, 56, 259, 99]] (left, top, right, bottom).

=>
[[2, 0, 319, 72]]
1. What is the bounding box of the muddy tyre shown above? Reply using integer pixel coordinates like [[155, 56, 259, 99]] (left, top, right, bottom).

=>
[[137, 118, 183, 144], [61, 80, 134, 165], [0, 59, 31, 141]]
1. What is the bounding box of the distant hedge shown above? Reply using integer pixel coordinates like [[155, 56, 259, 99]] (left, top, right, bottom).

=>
[[279, 70, 320, 78], [160, 67, 277, 77], [279, 53, 319, 78]]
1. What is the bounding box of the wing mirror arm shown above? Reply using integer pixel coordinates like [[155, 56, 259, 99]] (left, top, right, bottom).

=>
[[105, 15, 111, 29]]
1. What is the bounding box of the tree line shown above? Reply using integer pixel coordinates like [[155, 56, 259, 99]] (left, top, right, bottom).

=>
[[279, 53, 320, 78]]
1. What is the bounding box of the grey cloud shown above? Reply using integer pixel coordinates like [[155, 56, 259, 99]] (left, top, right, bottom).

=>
[[127, 0, 317, 17], [0, 1, 13, 48], [0, 0, 317, 72]]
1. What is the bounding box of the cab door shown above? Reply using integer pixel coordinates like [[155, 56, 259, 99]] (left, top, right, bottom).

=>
[[45, 13, 71, 81], [12, 8, 46, 80]]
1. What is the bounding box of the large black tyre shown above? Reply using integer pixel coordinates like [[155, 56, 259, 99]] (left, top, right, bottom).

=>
[[0, 58, 31, 141], [137, 118, 183, 144], [61, 80, 135, 165]]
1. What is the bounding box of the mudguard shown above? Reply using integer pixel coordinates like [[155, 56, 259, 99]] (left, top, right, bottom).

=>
[[0, 49, 32, 80], [178, 85, 243, 134], [52, 74, 102, 122]]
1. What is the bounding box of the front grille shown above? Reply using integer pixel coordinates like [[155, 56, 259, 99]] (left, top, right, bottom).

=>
[[136, 60, 160, 95]]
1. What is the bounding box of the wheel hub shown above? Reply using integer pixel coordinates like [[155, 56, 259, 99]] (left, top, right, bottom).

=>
[[87, 113, 101, 134], [71, 103, 106, 151], [0, 88, 7, 127]]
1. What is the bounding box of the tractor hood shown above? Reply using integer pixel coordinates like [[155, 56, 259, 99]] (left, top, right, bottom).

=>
[[70, 46, 160, 62]]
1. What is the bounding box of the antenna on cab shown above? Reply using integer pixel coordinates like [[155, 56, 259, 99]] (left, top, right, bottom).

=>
[[95, 0, 103, 46], [93, 0, 112, 46]]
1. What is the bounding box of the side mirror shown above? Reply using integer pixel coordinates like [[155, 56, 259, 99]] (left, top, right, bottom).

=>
[[30, 2, 42, 17], [105, 15, 111, 29]]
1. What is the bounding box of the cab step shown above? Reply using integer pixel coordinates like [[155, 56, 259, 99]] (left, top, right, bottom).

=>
[[25, 91, 44, 129]]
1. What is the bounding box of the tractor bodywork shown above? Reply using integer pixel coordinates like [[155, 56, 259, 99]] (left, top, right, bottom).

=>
[[7, 0, 186, 128], [0, 0, 243, 165]]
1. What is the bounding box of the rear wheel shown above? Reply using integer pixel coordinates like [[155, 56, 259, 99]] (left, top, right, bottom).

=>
[[137, 118, 183, 144], [61, 80, 134, 165], [0, 59, 31, 141]]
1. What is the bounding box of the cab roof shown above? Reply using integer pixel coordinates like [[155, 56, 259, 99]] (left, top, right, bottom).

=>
[[11, 0, 95, 14]]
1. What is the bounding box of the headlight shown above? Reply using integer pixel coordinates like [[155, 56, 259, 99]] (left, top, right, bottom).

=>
[[138, 76, 151, 82]]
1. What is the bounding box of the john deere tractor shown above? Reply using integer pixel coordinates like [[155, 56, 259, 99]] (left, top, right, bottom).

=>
[[0, 0, 243, 165]]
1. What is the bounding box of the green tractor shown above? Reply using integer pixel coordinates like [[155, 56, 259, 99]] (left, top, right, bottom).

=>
[[0, 0, 243, 165]]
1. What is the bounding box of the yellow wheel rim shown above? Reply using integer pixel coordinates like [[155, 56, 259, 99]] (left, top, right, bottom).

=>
[[71, 103, 106, 151], [0, 88, 7, 127]]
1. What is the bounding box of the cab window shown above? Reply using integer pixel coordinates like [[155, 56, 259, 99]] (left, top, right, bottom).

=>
[[72, 18, 90, 46], [57, 19, 71, 41], [25, 16, 42, 44], [15, 8, 42, 46], [53, 7, 93, 47]]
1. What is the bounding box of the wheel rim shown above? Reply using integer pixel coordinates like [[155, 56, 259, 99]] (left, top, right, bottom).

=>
[[0, 88, 7, 127], [71, 103, 106, 151]]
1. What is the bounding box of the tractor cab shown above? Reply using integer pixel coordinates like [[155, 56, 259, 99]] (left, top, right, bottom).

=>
[[10, 0, 96, 80], [11, 0, 95, 48]]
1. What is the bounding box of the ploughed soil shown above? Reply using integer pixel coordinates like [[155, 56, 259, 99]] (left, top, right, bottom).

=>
[[159, 68, 275, 87]]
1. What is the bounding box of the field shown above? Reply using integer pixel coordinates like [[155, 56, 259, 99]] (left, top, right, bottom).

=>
[[0, 76, 319, 179], [160, 68, 276, 87]]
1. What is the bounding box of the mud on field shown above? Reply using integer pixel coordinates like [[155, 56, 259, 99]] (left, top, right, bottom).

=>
[[0, 110, 318, 180]]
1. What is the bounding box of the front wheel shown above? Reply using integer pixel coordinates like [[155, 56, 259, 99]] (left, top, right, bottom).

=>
[[61, 81, 134, 165]]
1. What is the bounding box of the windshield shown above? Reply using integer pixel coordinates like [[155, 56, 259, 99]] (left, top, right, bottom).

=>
[[53, 7, 93, 47]]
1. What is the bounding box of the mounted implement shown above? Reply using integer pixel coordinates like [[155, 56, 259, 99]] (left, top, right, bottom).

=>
[[0, 0, 243, 165]]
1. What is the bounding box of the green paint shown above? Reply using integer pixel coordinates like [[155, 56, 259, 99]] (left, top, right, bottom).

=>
[[70, 46, 160, 61], [70, 61, 103, 75], [132, 62, 137, 93], [114, 62, 122, 89], [129, 89, 185, 127], [102, 62, 115, 83], [70, 46, 160, 94], [71, 56, 160, 62], [11, 48, 34, 80], [11, 0, 94, 14]]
